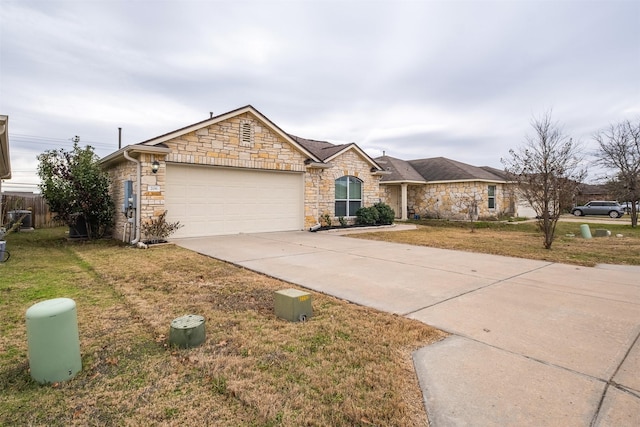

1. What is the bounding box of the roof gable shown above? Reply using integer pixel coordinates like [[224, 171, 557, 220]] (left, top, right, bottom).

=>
[[289, 135, 349, 161], [375, 155, 425, 183], [139, 105, 320, 162], [291, 135, 383, 170]]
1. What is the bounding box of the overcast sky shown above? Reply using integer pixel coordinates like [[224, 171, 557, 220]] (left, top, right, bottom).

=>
[[1, 0, 639, 191]]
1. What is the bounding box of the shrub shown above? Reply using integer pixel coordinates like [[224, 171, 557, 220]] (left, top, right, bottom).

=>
[[320, 213, 332, 227], [356, 203, 395, 226], [374, 202, 395, 225], [141, 211, 183, 244], [37, 143, 115, 239], [355, 206, 379, 225]]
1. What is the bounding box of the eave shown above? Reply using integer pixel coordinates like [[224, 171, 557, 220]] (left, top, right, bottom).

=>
[[100, 144, 172, 168], [380, 180, 426, 185], [425, 178, 507, 185], [304, 160, 332, 169], [323, 143, 383, 171], [371, 170, 392, 176]]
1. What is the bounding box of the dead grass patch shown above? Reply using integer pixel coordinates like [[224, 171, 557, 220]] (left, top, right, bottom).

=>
[[0, 228, 444, 426]]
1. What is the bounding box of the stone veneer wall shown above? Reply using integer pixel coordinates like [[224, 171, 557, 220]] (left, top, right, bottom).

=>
[[379, 185, 394, 210], [163, 113, 308, 173], [381, 181, 513, 220], [106, 153, 166, 242], [304, 149, 382, 226], [135, 113, 309, 236], [139, 153, 166, 225], [106, 113, 385, 236], [107, 159, 136, 242]]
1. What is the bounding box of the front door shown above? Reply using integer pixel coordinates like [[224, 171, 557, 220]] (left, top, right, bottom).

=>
[[388, 186, 402, 219]]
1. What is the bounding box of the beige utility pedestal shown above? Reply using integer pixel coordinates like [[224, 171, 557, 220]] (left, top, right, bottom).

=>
[[274, 289, 313, 322]]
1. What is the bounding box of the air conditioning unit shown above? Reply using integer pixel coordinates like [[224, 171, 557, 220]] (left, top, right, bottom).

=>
[[274, 289, 313, 322]]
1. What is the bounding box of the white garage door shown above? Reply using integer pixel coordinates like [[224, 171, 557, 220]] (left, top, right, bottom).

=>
[[165, 164, 304, 238]]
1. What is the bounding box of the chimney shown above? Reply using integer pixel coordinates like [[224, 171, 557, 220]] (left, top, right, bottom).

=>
[[118, 127, 122, 149]]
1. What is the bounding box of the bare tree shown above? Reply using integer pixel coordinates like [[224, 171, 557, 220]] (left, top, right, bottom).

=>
[[502, 111, 586, 249], [452, 193, 480, 232], [593, 119, 640, 227]]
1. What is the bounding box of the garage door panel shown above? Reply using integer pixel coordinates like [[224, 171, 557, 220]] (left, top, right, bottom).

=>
[[165, 165, 303, 238]]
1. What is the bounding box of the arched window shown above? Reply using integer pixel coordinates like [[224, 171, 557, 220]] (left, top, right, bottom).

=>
[[335, 176, 362, 216]]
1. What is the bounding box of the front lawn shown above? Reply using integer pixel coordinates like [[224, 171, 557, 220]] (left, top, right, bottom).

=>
[[0, 228, 444, 426], [351, 218, 640, 266]]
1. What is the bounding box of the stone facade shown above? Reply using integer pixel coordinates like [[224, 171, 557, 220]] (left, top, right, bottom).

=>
[[105, 110, 384, 239], [381, 181, 515, 220], [106, 153, 166, 242], [304, 149, 383, 226], [163, 113, 308, 173]]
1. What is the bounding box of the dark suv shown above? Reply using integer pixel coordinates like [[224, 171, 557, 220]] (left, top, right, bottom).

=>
[[571, 201, 625, 218]]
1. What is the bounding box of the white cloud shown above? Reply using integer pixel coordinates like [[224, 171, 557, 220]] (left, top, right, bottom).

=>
[[1, 0, 639, 190]]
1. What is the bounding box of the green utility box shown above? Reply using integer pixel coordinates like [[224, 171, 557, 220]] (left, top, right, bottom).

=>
[[274, 289, 313, 322], [169, 314, 206, 348], [26, 298, 82, 384]]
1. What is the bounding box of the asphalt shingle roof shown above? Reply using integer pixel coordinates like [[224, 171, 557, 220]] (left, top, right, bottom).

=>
[[375, 155, 508, 183], [408, 157, 506, 181], [288, 135, 351, 161], [375, 156, 425, 182], [479, 165, 511, 181]]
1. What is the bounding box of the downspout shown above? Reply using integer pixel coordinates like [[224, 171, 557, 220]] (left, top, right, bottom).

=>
[[123, 149, 141, 244]]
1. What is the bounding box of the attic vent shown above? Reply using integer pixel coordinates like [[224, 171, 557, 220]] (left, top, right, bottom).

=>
[[240, 121, 253, 147]]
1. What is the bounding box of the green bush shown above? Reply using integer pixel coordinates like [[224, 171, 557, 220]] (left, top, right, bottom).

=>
[[355, 206, 379, 225], [374, 202, 395, 225], [37, 142, 114, 239], [355, 203, 395, 226]]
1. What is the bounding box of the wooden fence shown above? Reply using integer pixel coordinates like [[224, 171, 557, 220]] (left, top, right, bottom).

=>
[[1, 194, 59, 229]]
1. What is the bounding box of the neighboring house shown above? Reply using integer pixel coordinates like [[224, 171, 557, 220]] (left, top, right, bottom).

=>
[[100, 105, 386, 240], [575, 183, 616, 206], [0, 115, 11, 226], [376, 155, 516, 220]]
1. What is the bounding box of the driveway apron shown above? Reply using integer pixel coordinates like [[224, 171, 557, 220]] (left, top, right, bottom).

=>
[[174, 230, 640, 426]]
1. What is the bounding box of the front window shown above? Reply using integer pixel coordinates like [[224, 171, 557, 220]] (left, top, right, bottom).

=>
[[488, 185, 496, 209], [335, 176, 362, 216]]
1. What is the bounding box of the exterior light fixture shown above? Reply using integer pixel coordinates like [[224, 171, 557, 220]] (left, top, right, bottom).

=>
[[152, 160, 160, 173]]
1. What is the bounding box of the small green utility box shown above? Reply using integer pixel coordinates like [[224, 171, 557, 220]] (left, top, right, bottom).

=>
[[26, 298, 82, 384], [274, 288, 313, 322], [169, 314, 206, 348]]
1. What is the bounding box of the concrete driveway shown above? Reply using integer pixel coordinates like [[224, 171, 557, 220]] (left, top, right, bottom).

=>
[[174, 229, 640, 426]]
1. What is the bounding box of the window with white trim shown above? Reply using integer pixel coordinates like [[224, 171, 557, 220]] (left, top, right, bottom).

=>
[[488, 185, 496, 209], [335, 176, 362, 216]]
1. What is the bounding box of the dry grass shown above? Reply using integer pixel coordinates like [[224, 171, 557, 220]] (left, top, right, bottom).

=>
[[350, 219, 640, 267], [0, 228, 445, 426]]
